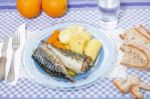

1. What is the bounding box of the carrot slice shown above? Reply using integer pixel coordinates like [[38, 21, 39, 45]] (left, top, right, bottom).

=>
[[52, 40, 66, 49], [47, 30, 60, 44]]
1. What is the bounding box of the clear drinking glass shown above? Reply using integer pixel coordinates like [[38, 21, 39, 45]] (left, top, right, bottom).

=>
[[98, 0, 120, 29]]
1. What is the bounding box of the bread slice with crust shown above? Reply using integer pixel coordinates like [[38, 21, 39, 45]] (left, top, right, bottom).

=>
[[112, 75, 141, 94], [129, 82, 150, 99], [137, 82, 150, 91], [135, 24, 150, 40], [119, 25, 150, 71], [112, 75, 150, 99], [129, 85, 144, 99], [120, 45, 150, 70], [120, 28, 150, 50], [112, 79, 127, 93]]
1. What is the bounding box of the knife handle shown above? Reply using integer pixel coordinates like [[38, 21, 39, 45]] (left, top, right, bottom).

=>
[[0, 56, 6, 80]]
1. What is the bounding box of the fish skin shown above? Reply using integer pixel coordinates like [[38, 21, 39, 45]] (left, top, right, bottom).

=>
[[41, 41, 92, 73], [32, 44, 74, 82]]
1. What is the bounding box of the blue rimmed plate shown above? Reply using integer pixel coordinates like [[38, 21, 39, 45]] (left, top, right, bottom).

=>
[[22, 22, 117, 90]]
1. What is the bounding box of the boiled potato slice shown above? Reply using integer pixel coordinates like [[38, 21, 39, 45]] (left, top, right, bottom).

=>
[[59, 29, 72, 44], [84, 39, 102, 61], [67, 25, 85, 34], [69, 38, 87, 54], [59, 25, 93, 44], [59, 26, 85, 44], [79, 31, 92, 41], [73, 31, 92, 42]]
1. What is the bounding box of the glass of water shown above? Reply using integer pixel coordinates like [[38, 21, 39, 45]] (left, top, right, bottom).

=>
[[98, 0, 120, 29]]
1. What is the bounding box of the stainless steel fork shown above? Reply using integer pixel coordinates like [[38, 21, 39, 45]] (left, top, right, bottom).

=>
[[7, 33, 20, 82]]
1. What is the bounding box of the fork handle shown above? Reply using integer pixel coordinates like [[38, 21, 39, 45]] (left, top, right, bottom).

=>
[[0, 56, 6, 80], [7, 50, 16, 82]]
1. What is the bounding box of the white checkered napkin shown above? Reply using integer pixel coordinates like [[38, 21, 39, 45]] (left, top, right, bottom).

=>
[[0, 8, 150, 98]]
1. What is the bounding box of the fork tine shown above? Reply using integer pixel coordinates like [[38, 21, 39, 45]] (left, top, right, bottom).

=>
[[16, 34, 18, 44], [12, 34, 16, 44], [16, 34, 20, 45], [12, 35, 15, 45], [12, 33, 20, 45], [18, 33, 20, 44]]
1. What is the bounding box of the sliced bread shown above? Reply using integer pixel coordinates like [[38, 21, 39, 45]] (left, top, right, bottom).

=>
[[120, 45, 150, 69], [112, 79, 127, 93], [120, 28, 150, 50], [113, 75, 150, 99], [129, 82, 150, 99], [119, 25, 150, 71], [129, 85, 144, 99], [112, 75, 141, 94], [137, 82, 150, 91], [135, 24, 150, 40]]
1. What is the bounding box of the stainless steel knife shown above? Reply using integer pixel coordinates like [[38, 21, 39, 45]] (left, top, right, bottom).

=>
[[0, 37, 9, 80]]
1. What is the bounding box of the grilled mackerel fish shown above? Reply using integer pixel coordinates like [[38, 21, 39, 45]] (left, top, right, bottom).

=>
[[42, 41, 92, 73], [32, 44, 74, 82]]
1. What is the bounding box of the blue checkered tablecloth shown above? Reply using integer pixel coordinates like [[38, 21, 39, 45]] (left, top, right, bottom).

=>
[[0, 0, 150, 99]]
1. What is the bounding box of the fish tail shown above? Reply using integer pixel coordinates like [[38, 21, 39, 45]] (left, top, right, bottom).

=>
[[66, 76, 75, 83]]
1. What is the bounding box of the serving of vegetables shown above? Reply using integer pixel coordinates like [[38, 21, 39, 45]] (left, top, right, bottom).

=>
[[47, 25, 102, 76]]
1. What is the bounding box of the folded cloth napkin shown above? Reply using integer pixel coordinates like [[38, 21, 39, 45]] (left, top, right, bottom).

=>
[[0, 43, 6, 80], [0, 24, 26, 85], [0, 24, 40, 85], [0, 38, 12, 81]]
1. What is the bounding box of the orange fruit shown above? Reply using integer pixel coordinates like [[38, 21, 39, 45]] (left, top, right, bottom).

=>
[[17, 0, 41, 19], [42, 0, 68, 18]]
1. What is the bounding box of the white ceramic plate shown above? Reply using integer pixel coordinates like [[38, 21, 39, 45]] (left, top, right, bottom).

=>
[[23, 22, 117, 90]]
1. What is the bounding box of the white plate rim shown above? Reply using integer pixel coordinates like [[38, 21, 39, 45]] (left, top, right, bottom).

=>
[[22, 22, 118, 90]]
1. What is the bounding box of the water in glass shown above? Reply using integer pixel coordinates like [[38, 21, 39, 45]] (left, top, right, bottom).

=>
[[98, 0, 120, 29]]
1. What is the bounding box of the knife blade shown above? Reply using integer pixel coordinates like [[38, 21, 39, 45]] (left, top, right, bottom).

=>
[[0, 37, 9, 80]]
